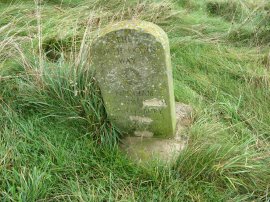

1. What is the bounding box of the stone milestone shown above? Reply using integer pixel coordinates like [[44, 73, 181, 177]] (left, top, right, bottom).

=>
[[92, 20, 176, 138]]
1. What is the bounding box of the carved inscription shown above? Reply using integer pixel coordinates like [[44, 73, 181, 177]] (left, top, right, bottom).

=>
[[119, 58, 136, 65], [92, 21, 176, 137], [109, 33, 167, 127]]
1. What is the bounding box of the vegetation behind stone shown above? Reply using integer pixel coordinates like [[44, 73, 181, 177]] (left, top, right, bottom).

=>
[[0, 0, 269, 201]]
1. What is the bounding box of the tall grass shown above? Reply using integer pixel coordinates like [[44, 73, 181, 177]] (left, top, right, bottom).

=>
[[0, 0, 270, 201]]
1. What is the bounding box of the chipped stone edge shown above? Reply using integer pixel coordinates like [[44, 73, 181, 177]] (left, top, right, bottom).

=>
[[120, 102, 193, 163]]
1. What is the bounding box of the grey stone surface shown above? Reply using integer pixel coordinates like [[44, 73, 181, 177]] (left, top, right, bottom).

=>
[[120, 102, 192, 163], [92, 20, 176, 137]]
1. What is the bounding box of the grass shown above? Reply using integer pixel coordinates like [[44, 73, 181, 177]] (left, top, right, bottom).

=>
[[0, 0, 270, 201]]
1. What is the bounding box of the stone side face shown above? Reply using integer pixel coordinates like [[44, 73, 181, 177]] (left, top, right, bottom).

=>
[[92, 20, 176, 137]]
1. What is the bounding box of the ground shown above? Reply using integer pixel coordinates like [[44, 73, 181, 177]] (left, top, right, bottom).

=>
[[0, 0, 269, 201]]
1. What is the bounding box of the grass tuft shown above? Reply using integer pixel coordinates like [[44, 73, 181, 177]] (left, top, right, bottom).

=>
[[0, 0, 270, 201], [206, 0, 244, 21]]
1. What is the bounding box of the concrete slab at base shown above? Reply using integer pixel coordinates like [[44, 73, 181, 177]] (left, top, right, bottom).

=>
[[120, 102, 192, 163]]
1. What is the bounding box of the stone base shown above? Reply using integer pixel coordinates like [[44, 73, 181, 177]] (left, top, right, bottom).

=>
[[120, 102, 192, 163]]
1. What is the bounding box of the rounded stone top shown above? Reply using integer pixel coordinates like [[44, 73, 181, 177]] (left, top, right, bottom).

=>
[[96, 20, 170, 51]]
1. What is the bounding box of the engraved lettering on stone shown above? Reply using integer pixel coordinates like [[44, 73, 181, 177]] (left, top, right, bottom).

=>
[[143, 98, 167, 108], [92, 21, 176, 137], [129, 116, 153, 124]]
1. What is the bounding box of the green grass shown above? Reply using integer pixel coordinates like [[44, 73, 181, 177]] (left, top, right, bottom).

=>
[[0, 0, 270, 201]]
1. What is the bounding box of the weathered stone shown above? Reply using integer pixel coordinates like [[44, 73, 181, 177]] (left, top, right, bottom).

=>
[[120, 102, 192, 163], [92, 20, 176, 137]]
